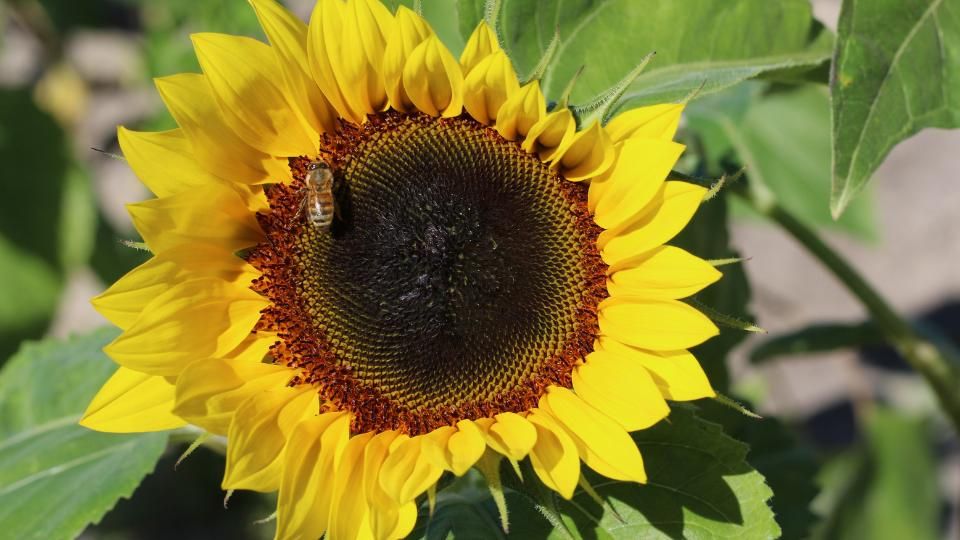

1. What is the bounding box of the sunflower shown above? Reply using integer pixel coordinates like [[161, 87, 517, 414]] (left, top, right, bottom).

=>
[[80, 0, 721, 538]]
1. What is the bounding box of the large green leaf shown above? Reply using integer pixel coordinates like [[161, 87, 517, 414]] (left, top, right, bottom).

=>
[[686, 84, 877, 239], [0, 329, 168, 540], [698, 400, 821, 540], [415, 407, 779, 539], [830, 0, 960, 217], [459, 0, 831, 110]]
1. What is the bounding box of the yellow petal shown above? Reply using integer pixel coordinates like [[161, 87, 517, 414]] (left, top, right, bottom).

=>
[[522, 107, 575, 163], [558, 120, 616, 181], [607, 246, 721, 299], [598, 297, 719, 351], [155, 74, 289, 185], [527, 409, 580, 499], [496, 80, 545, 141], [329, 432, 375, 540], [117, 127, 218, 197], [379, 434, 444, 504], [596, 337, 715, 401], [572, 351, 669, 431], [104, 278, 268, 376], [249, 0, 338, 133], [444, 420, 486, 476], [463, 51, 519, 125], [174, 354, 296, 435], [382, 6, 432, 112], [275, 412, 351, 540], [307, 0, 355, 121], [92, 244, 255, 330], [592, 139, 685, 230], [599, 181, 707, 269], [541, 386, 647, 483], [606, 103, 685, 142], [478, 412, 537, 461], [92, 256, 180, 330], [223, 385, 319, 491], [80, 367, 185, 433], [192, 32, 317, 156], [403, 36, 464, 117], [345, 0, 394, 112], [309, 0, 392, 121], [460, 21, 500, 73], [363, 431, 417, 540], [127, 184, 262, 255]]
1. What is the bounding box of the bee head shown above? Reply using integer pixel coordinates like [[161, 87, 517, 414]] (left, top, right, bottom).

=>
[[308, 161, 330, 171]]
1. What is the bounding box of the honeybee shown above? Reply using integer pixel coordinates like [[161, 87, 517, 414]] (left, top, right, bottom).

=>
[[298, 160, 336, 230]]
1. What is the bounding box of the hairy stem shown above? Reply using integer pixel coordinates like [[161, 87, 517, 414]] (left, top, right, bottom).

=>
[[742, 194, 960, 434]]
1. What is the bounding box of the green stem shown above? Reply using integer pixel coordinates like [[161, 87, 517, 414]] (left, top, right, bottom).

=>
[[742, 195, 960, 434]]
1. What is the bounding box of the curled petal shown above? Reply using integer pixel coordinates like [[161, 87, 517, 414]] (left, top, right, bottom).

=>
[[463, 51, 519, 125], [364, 432, 418, 539], [382, 6, 433, 112], [460, 21, 500, 73], [328, 432, 376, 540], [379, 434, 445, 504], [558, 120, 616, 181], [403, 36, 464, 117], [477, 412, 538, 461], [527, 409, 580, 499], [522, 107, 576, 163], [496, 81, 545, 141], [275, 412, 351, 539], [223, 385, 320, 492]]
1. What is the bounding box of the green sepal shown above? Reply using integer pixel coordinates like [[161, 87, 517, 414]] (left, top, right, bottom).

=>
[[475, 451, 510, 533], [523, 25, 561, 84], [571, 51, 655, 127], [687, 297, 765, 334]]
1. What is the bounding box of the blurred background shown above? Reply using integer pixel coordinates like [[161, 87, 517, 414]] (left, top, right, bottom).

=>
[[0, 0, 957, 538]]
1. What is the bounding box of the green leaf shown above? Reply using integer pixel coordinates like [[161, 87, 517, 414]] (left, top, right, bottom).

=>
[[418, 407, 779, 539], [698, 400, 821, 539], [0, 329, 168, 540], [813, 408, 939, 540], [566, 406, 779, 539], [830, 0, 960, 217], [750, 322, 884, 365], [474, 0, 831, 110], [687, 84, 877, 239]]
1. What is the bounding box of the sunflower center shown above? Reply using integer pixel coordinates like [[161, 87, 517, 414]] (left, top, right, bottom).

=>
[[251, 112, 606, 435]]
